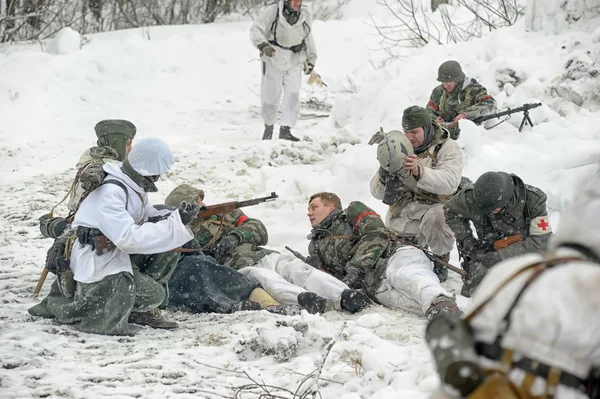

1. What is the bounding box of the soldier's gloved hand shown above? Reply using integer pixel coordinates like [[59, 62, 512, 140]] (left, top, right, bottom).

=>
[[177, 201, 200, 226], [213, 234, 240, 264], [305, 254, 323, 269], [342, 266, 364, 290], [304, 62, 314, 75], [378, 166, 391, 184], [258, 42, 275, 57], [460, 236, 480, 259], [476, 250, 502, 268], [461, 261, 488, 298]]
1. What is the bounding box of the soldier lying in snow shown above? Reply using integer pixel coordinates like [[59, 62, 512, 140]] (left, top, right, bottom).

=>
[[297, 192, 462, 320], [163, 184, 370, 315]]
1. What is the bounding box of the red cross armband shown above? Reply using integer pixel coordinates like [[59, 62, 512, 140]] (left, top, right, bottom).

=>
[[530, 216, 552, 235]]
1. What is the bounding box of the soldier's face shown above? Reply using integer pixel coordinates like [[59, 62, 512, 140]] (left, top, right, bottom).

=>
[[404, 127, 425, 147], [288, 0, 302, 11], [125, 139, 133, 156], [308, 197, 335, 228], [442, 80, 458, 92]]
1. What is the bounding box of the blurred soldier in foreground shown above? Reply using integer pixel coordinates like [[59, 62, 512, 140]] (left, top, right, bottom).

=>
[[426, 175, 600, 399]]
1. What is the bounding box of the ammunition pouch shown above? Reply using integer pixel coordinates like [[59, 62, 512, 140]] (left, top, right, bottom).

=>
[[389, 190, 453, 218], [76, 226, 116, 256], [46, 230, 77, 298]]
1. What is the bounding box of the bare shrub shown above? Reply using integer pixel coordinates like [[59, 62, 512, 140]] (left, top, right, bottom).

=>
[[372, 0, 525, 52]]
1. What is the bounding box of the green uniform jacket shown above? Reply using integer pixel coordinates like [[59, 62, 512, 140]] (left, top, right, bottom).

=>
[[426, 78, 497, 123], [443, 174, 552, 261], [190, 209, 276, 270], [307, 201, 399, 297]]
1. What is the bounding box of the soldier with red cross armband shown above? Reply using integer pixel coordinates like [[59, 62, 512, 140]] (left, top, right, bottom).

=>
[[443, 171, 553, 297]]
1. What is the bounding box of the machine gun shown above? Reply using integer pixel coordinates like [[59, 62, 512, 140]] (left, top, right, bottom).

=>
[[471, 102, 542, 132]]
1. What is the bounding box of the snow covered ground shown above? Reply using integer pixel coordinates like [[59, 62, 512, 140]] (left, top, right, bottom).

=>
[[1, 0, 599, 397]]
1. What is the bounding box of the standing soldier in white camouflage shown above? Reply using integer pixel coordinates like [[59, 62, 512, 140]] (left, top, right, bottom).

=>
[[426, 60, 497, 139], [370, 105, 464, 282], [250, 0, 317, 142]]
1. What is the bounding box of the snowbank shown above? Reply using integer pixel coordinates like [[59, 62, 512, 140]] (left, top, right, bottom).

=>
[[46, 27, 81, 55]]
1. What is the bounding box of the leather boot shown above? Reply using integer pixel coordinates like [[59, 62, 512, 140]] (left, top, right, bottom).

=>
[[262, 124, 273, 140], [297, 292, 335, 314], [279, 126, 300, 142], [340, 289, 371, 314], [425, 295, 463, 321], [129, 308, 178, 329]]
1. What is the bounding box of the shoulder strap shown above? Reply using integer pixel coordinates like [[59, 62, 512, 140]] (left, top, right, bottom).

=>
[[464, 85, 472, 105], [523, 201, 531, 236], [464, 255, 583, 323], [101, 180, 131, 210]]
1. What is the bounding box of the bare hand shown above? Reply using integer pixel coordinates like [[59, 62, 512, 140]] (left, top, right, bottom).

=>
[[453, 113, 468, 122], [403, 154, 419, 177]]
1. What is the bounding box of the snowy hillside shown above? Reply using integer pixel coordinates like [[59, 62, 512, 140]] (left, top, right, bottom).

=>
[[1, 0, 599, 397]]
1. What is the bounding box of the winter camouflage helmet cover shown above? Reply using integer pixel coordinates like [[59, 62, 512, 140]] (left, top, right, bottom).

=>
[[402, 105, 432, 131], [94, 119, 137, 161], [437, 60, 466, 83], [165, 184, 205, 208], [473, 171, 515, 212], [377, 130, 414, 174], [126, 137, 174, 176]]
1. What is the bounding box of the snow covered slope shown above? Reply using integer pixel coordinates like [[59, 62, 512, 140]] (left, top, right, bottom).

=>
[[0, 0, 598, 397]]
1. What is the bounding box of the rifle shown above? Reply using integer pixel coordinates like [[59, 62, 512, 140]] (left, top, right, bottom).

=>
[[285, 246, 307, 263], [493, 234, 523, 251], [471, 102, 542, 132], [396, 238, 467, 277], [195, 192, 278, 220]]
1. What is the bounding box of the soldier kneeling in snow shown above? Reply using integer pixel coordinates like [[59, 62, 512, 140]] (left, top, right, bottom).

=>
[[444, 171, 553, 297], [369, 105, 464, 285], [30, 138, 197, 335], [426, 175, 600, 399]]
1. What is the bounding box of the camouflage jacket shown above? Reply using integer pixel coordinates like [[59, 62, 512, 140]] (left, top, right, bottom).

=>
[[443, 174, 552, 262], [189, 209, 276, 270], [307, 202, 399, 297], [426, 78, 497, 123], [67, 146, 120, 214]]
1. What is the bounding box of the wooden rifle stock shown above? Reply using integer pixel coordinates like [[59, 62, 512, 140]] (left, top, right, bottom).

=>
[[194, 192, 278, 220], [493, 234, 523, 251], [34, 267, 49, 297]]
